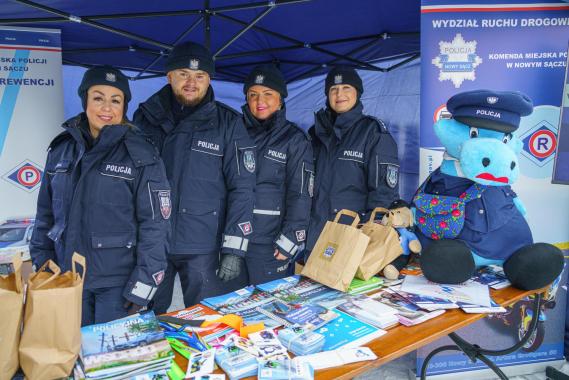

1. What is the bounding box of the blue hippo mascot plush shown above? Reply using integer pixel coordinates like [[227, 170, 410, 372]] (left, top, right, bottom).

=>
[[413, 89, 564, 290]]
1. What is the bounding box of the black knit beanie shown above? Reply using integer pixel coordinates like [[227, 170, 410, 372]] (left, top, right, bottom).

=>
[[243, 64, 288, 98], [324, 65, 364, 96], [78, 65, 131, 115], [165, 41, 215, 76]]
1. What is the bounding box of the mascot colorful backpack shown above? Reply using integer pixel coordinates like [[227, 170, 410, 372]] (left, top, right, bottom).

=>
[[413, 89, 563, 290]]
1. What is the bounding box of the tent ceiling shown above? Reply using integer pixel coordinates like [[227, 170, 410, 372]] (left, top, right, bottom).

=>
[[1, 0, 420, 82]]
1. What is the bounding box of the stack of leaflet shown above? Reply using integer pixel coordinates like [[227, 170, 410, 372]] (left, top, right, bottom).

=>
[[215, 338, 258, 380], [78, 312, 173, 380], [201, 285, 282, 328], [256, 275, 349, 309], [472, 265, 511, 290], [347, 276, 384, 295], [314, 310, 386, 351], [277, 326, 325, 356], [256, 299, 339, 331], [400, 274, 504, 313], [257, 358, 314, 380], [163, 304, 237, 348], [370, 289, 446, 326], [336, 294, 399, 329]]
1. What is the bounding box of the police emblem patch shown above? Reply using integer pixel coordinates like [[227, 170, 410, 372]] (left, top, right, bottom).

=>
[[295, 230, 306, 242], [487, 96, 498, 104], [152, 270, 165, 286], [238, 221, 253, 236], [334, 74, 343, 85], [158, 190, 171, 219], [322, 243, 338, 259], [189, 58, 199, 70], [255, 74, 264, 84], [105, 72, 116, 82], [386, 164, 399, 189], [243, 150, 256, 173]]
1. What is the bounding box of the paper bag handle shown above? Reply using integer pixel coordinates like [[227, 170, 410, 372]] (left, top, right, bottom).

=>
[[11, 254, 23, 293], [33, 260, 61, 289], [368, 207, 390, 225], [72, 252, 86, 282], [333, 209, 360, 227]]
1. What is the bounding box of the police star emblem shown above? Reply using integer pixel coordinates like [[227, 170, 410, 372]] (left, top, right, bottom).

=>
[[243, 150, 256, 173], [255, 74, 264, 84], [189, 58, 199, 70], [334, 74, 343, 84], [105, 72, 116, 82]]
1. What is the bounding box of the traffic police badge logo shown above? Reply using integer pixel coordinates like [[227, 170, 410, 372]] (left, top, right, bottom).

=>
[[432, 33, 482, 88], [243, 150, 256, 173], [334, 74, 343, 84], [158, 190, 171, 219], [189, 58, 200, 70], [386, 164, 399, 189], [105, 72, 116, 82], [255, 74, 264, 84], [295, 230, 306, 242], [152, 270, 165, 286], [2, 160, 44, 193], [322, 243, 338, 259], [519, 120, 557, 167]]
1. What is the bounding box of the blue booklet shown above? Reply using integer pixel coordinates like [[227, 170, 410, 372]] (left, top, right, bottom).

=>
[[256, 299, 338, 330], [314, 310, 386, 351], [201, 285, 256, 309], [258, 276, 347, 309]]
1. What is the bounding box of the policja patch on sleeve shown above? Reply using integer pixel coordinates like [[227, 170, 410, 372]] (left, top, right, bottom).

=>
[[386, 164, 399, 189], [158, 190, 172, 219]]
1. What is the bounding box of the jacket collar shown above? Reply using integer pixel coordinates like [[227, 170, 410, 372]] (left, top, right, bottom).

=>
[[314, 101, 364, 142], [62, 113, 129, 152]]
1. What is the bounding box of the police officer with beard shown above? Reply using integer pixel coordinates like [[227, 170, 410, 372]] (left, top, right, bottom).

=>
[[305, 66, 400, 257], [238, 64, 313, 285], [31, 66, 170, 325], [133, 42, 255, 313]]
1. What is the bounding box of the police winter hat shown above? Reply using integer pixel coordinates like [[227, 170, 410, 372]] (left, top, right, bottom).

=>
[[165, 41, 215, 75], [243, 64, 288, 98], [325, 66, 364, 96], [446, 89, 533, 133], [78, 66, 131, 113]]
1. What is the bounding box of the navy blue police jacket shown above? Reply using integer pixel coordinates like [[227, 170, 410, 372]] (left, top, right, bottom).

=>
[[242, 106, 313, 257], [30, 114, 170, 306], [306, 103, 400, 252], [133, 86, 255, 257]]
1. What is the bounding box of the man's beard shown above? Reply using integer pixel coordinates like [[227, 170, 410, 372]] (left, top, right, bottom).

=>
[[173, 88, 204, 107]]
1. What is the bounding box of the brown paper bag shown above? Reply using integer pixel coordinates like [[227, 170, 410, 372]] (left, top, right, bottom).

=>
[[0, 256, 24, 380], [19, 253, 86, 380], [355, 207, 404, 280], [302, 210, 370, 291]]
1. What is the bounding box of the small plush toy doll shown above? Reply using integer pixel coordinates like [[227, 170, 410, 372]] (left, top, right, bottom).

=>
[[381, 200, 422, 280], [413, 89, 563, 290]]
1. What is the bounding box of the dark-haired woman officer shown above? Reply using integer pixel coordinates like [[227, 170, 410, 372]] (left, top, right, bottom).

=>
[[30, 66, 170, 325], [239, 64, 313, 284]]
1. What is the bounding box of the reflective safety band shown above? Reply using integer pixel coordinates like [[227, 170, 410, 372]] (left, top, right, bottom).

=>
[[131, 281, 156, 301], [223, 235, 249, 251], [275, 233, 298, 255], [253, 209, 281, 216]]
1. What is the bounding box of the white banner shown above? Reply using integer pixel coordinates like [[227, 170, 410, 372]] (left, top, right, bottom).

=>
[[0, 26, 63, 221]]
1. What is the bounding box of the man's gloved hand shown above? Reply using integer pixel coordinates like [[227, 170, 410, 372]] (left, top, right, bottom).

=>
[[123, 301, 144, 315], [218, 254, 244, 282]]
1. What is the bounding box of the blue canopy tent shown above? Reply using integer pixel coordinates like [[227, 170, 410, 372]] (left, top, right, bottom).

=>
[[1, 0, 421, 198]]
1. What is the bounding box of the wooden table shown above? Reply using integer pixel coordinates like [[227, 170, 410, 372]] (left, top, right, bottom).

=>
[[174, 285, 544, 379]]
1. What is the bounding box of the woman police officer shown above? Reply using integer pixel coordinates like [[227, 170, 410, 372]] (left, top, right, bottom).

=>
[[30, 66, 170, 325], [304, 66, 400, 258], [238, 64, 313, 284]]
